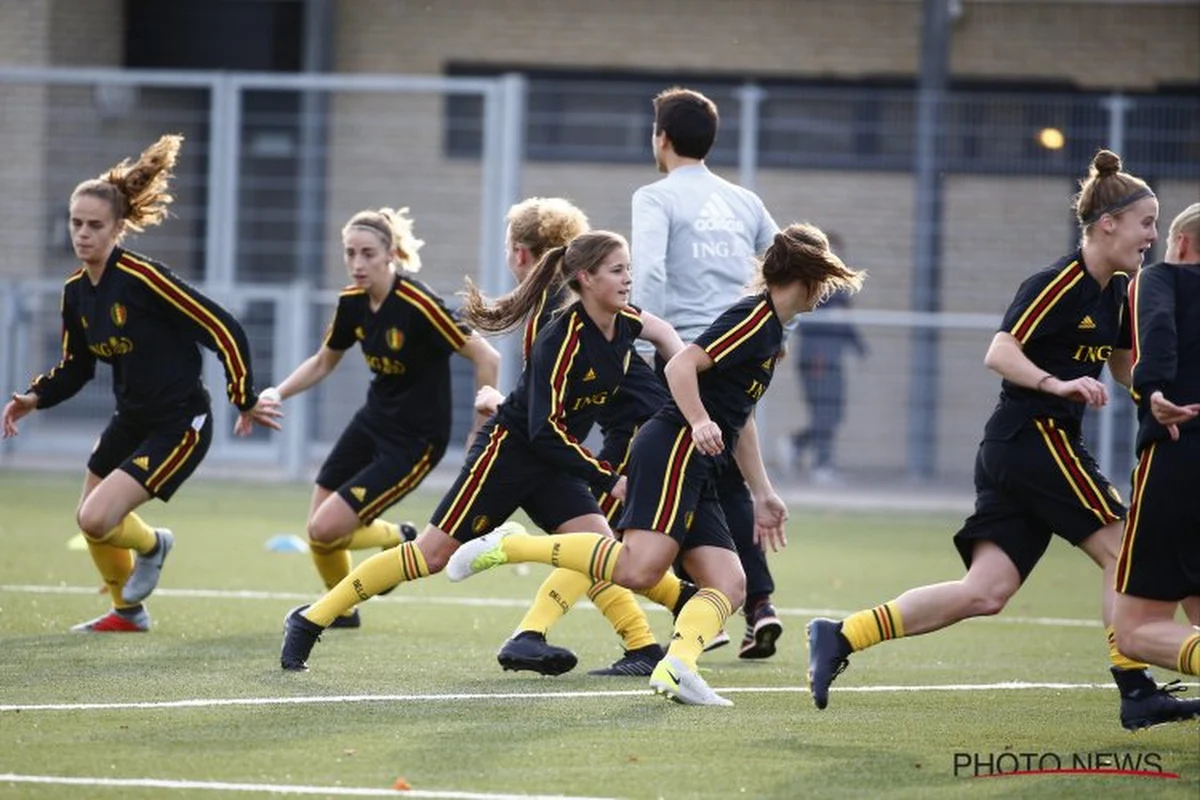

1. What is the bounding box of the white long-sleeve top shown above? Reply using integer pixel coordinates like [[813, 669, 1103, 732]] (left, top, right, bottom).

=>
[[631, 163, 779, 350]]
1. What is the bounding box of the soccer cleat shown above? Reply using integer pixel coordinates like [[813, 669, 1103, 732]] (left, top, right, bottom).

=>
[[649, 655, 733, 706], [739, 601, 783, 659], [588, 643, 665, 676], [703, 629, 731, 652], [1112, 667, 1200, 730], [445, 521, 527, 582], [70, 607, 151, 633], [328, 609, 361, 629], [807, 617, 852, 709], [497, 631, 578, 676], [280, 605, 325, 671], [378, 522, 419, 597], [122, 528, 174, 604]]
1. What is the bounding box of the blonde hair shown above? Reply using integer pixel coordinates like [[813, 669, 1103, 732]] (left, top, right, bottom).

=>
[[71, 134, 183, 239], [1166, 202, 1200, 263], [507, 197, 590, 259], [756, 222, 865, 305], [342, 206, 424, 272], [462, 230, 627, 334], [1072, 149, 1154, 232]]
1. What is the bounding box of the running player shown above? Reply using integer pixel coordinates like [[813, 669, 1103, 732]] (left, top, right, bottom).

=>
[[447, 223, 864, 705], [1113, 202, 1200, 683], [806, 151, 1200, 730], [2, 134, 280, 632], [263, 206, 499, 628], [279, 230, 685, 671]]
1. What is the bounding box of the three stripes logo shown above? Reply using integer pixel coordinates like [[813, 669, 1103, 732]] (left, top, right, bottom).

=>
[[693, 193, 746, 233], [132, 456, 150, 471], [1077, 316, 1097, 330], [583, 367, 597, 382], [350, 487, 367, 502]]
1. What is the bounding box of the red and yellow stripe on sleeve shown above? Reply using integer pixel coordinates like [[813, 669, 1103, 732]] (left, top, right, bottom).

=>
[[1127, 273, 1144, 403], [522, 288, 552, 361], [546, 314, 612, 476], [116, 253, 250, 406], [1008, 260, 1082, 344], [397, 282, 469, 350], [702, 300, 771, 364]]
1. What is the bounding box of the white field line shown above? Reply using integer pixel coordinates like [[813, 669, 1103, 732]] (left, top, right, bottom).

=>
[[0, 773, 618, 800], [9, 682, 1199, 714], [0, 583, 1103, 629]]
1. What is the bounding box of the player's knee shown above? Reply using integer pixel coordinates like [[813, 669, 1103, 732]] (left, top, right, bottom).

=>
[[1113, 626, 1144, 661], [612, 562, 662, 592], [968, 586, 1011, 617], [306, 516, 349, 546], [76, 505, 114, 540]]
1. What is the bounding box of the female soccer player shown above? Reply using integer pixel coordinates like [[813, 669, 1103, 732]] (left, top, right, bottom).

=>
[[476, 197, 689, 678], [1, 135, 280, 632], [1113, 202, 1200, 681], [280, 230, 684, 671], [806, 151, 1200, 730], [263, 206, 499, 628], [448, 222, 864, 706]]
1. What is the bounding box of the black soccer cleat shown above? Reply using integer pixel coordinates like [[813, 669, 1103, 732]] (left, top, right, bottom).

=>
[[1112, 667, 1200, 730], [280, 605, 325, 671], [806, 617, 852, 710], [588, 643, 666, 676], [739, 601, 784, 660], [328, 608, 361, 629], [497, 631, 578, 676]]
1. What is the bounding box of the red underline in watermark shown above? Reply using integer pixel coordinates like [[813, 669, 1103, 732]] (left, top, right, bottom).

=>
[[973, 768, 1180, 779]]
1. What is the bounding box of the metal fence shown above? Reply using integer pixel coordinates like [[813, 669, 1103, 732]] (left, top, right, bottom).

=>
[[2, 66, 1197, 493]]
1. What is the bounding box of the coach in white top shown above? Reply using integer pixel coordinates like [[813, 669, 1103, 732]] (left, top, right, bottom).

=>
[[630, 86, 785, 660]]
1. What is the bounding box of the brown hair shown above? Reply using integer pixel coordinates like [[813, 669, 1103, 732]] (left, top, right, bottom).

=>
[[462, 230, 627, 333], [342, 206, 424, 272], [507, 197, 590, 259], [71, 134, 183, 239], [1072, 149, 1154, 231], [652, 87, 719, 160], [756, 223, 865, 305]]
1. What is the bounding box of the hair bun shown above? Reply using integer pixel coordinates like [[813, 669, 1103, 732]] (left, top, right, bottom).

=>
[[1091, 149, 1122, 177]]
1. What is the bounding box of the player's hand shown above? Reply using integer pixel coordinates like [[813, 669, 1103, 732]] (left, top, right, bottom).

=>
[[1150, 390, 1200, 441], [609, 475, 628, 502], [235, 390, 283, 436], [474, 385, 504, 416], [690, 418, 724, 456], [752, 492, 788, 553], [1, 392, 37, 438], [1045, 375, 1108, 408]]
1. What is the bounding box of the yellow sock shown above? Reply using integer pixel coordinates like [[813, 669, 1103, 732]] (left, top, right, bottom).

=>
[[590, 581, 656, 651], [1107, 625, 1150, 671], [842, 602, 905, 652], [305, 542, 429, 627], [99, 512, 157, 553], [346, 520, 402, 550], [516, 568, 591, 635], [667, 588, 733, 670], [308, 540, 353, 591], [1179, 633, 1200, 676], [503, 532, 621, 582], [640, 571, 683, 613], [85, 538, 137, 610]]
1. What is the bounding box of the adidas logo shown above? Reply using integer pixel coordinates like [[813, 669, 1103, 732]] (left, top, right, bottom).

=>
[[583, 367, 597, 382], [132, 456, 150, 471], [1077, 316, 1097, 330], [693, 193, 746, 233], [350, 487, 367, 502]]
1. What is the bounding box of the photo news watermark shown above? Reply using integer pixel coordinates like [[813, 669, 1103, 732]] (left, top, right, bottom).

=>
[[953, 750, 1180, 779]]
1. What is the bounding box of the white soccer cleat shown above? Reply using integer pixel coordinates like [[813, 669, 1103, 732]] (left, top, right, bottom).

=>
[[122, 528, 174, 603], [649, 655, 733, 707], [445, 521, 528, 582]]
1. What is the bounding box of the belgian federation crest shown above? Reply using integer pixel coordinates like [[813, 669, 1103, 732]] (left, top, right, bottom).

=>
[[386, 327, 404, 351], [110, 303, 127, 328]]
